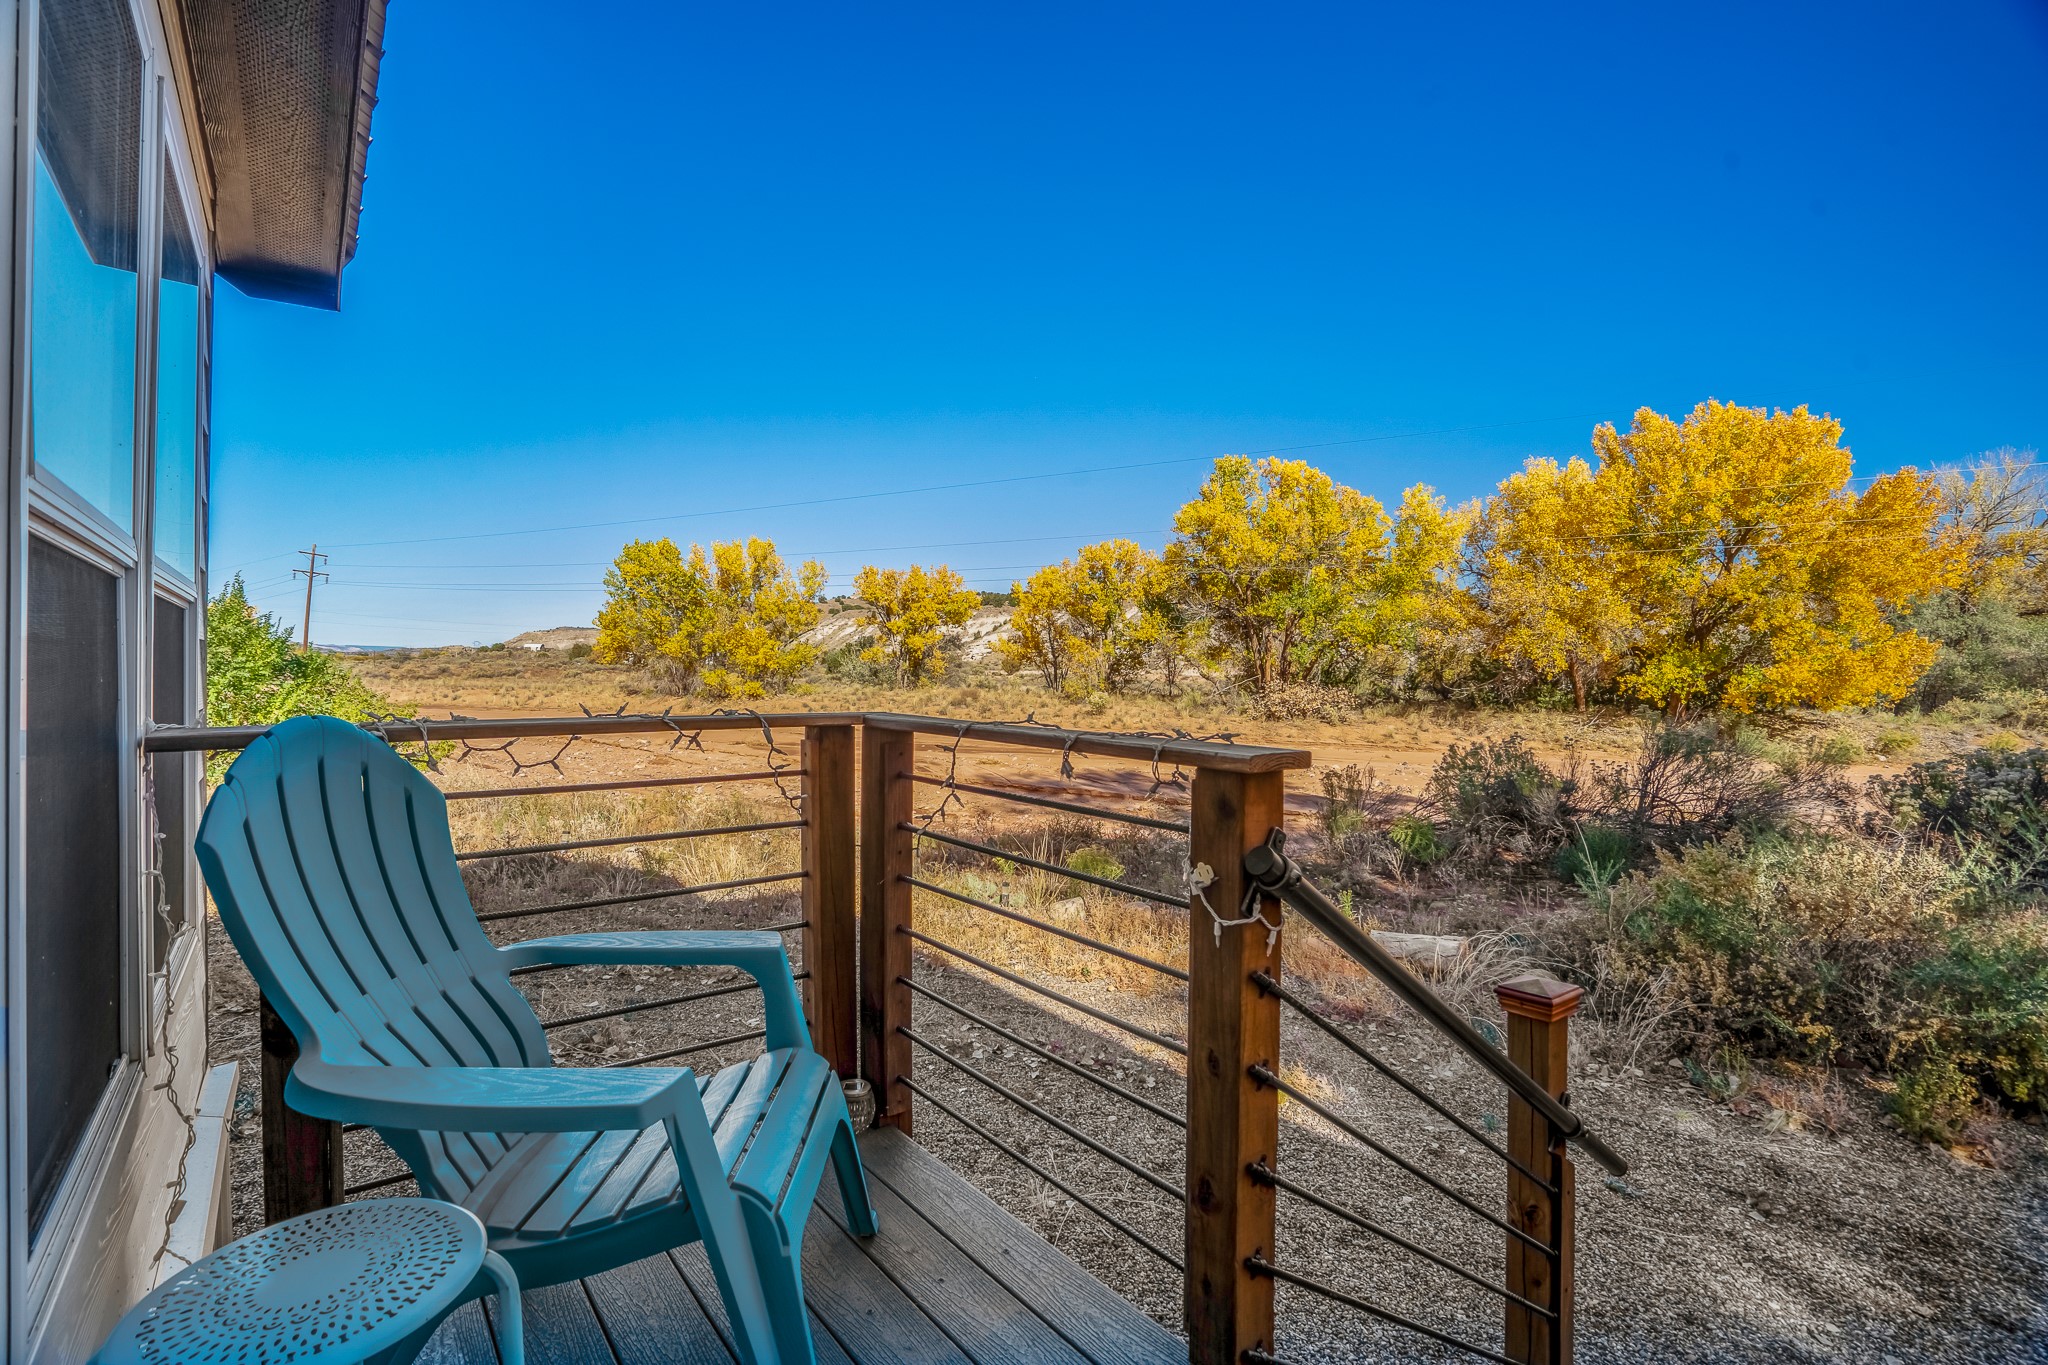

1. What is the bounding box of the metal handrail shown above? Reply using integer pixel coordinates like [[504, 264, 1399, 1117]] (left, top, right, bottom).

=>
[[1244, 835, 1628, 1177]]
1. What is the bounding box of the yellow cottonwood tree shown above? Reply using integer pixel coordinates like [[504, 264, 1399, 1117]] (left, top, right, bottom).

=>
[[593, 537, 825, 696], [1470, 456, 1634, 710], [853, 563, 980, 686], [697, 539, 830, 697], [1165, 457, 1464, 692], [995, 539, 1157, 694], [1592, 401, 1956, 714]]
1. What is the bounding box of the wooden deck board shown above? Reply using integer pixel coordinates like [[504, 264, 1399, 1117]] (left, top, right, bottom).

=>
[[862, 1134, 1185, 1365], [818, 1170, 1092, 1365], [671, 1241, 857, 1365], [420, 1128, 1181, 1365], [586, 1252, 735, 1365]]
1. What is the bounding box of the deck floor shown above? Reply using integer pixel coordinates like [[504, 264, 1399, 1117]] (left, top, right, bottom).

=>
[[416, 1127, 1184, 1365]]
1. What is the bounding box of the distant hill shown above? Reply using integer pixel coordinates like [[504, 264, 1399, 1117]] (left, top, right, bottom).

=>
[[505, 625, 599, 650], [803, 605, 1012, 660]]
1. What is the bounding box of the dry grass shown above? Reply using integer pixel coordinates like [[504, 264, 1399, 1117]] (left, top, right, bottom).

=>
[[1744, 1066, 1857, 1139]]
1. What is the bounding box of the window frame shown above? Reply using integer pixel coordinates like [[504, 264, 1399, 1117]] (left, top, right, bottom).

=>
[[5, 0, 213, 1341]]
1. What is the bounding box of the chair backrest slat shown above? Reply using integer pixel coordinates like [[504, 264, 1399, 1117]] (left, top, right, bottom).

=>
[[197, 717, 553, 1194]]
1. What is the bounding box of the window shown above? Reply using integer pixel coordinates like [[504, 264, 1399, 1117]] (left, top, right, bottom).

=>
[[31, 0, 144, 533], [26, 540, 125, 1239], [156, 156, 201, 579]]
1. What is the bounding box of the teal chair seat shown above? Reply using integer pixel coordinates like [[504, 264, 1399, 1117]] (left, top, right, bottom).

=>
[[196, 717, 876, 1365]]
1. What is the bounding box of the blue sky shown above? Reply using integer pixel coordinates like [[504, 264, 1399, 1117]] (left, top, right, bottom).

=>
[[211, 2, 2048, 646]]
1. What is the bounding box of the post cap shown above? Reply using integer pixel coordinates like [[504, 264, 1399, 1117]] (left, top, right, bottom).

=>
[[1495, 974, 1585, 1022]]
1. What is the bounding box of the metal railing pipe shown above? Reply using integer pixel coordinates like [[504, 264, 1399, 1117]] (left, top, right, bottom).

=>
[[1243, 837, 1626, 1177]]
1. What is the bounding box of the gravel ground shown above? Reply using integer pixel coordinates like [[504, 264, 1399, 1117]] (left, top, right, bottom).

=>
[[200, 731, 2048, 1365], [208, 901, 2048, 1364]]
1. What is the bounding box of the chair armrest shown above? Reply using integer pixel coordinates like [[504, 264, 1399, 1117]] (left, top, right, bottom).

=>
[[498, 930, 787, 971], [497, 931, 810, 1052], [286, 1057, 698, 1132]]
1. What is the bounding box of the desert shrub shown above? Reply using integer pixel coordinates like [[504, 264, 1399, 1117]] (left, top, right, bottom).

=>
[[1871, 728, 1918, 758], [1558, 832, 2048, 1109], [1318, 764, 1379, 840], [1812, 734, 1863, 766], [1387, 814, 1446, 865], [1426, 734, 1574, 863], [1889, 1056, 1979, 1143], [1063, 846, 1127, 883], [1555, 824, 1632, 891], [1902, 914, 2048, 1103], [565, 641, 595, 660], [1874, 746, 2048, 895], [1582, 720, 1851, 851]]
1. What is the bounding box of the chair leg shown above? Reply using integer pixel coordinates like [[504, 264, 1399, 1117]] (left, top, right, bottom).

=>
[[740, 1195, 819, 1365], [829, 1117, 879, 1239]]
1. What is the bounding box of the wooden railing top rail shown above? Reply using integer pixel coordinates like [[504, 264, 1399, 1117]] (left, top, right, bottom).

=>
[[144, 710, 1316, 772], [143, 711, 868, 752], [862, 712, 1313, 773]]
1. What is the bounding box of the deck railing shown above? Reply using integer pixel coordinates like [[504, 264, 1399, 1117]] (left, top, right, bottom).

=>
[[148, 708, 1621, 1365]]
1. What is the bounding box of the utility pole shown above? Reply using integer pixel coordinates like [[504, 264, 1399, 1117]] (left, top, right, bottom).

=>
[[293, 545, 329, 653]]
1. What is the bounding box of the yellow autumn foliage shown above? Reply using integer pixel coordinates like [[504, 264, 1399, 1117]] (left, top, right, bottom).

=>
[[1478, 401, 1957, 715], [853, 563, 980, 686], [593, 537, 826, 697], [1163, 457, 1469, 692], [995, 539, 1166, 695]]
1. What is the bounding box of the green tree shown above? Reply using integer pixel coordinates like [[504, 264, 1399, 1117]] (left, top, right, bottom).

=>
[[204, 575, 407, 778], [853, 563, 979, 686]]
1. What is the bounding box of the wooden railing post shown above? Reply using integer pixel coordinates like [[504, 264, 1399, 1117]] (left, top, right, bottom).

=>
[[1496, 974, 1582, 1365], [259, 990, 341, 1223], [802, 723, 859, 1079], [859, 724, 915, 1134], [1185, 766, 1285, 1365]]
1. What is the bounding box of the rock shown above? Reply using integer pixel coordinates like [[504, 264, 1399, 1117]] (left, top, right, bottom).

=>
[[1371, 931, 1469, 969]]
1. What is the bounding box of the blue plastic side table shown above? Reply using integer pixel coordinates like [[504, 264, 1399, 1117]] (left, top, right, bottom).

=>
[[95, 1198, 524, 1365]]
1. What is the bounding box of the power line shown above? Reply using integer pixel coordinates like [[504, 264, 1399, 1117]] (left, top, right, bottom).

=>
[[223, 451, 2032, 577], [313, 414, 1608, 551]]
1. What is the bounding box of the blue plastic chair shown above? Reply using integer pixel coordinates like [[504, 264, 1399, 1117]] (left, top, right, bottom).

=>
[[195, 716, 877, 1365], [96, 1199, 523, 1365]]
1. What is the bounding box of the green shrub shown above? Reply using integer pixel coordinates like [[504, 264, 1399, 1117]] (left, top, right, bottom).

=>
[[1562, 831, 2048, 1110], [1556, 824, 1632, 891], [1812, 734, 1863, 767], [1874, 746, 2048, 895], [1889, 1057, 1978, 1144], [1388, 814, 1446, 865], [1064, 846, 1126, 883], [1871, 728, 1918, 759], [1425, 734, 1572, 862], [1905, 914, 2048, 1103], [205, 576, 415, 781]]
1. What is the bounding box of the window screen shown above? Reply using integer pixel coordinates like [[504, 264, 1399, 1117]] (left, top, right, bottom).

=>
[[151, 597, 189, 972], [31, 0, 143, 531], [27, 538, 124, 1238]]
